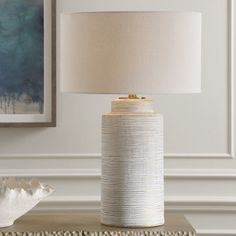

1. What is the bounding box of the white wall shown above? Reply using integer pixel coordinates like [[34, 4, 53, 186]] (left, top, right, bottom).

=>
[[0, 0, 236, 235]]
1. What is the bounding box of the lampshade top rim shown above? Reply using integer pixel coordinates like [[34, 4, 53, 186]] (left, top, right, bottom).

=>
[[61, 11, 201, 15]]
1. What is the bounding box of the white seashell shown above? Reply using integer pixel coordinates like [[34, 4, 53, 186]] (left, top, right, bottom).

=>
[[0, 178, 54, 228]]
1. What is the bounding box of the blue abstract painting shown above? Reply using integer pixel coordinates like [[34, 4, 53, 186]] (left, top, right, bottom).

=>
[[0, 0, 44, 114]]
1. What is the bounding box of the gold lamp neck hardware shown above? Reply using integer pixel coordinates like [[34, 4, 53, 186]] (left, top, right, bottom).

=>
[[119, 94, 146, 99]]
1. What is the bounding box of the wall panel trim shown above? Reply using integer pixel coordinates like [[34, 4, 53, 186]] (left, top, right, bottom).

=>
[[228, 0, 235, 158], [0, 152, 233, 160], [33, 196, 236, 213], [1, 168, 236, 179]]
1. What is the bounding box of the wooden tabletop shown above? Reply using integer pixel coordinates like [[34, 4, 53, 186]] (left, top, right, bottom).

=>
[[0, 213, 195, 236]]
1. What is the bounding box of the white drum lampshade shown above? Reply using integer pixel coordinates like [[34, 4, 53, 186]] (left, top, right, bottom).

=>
[[60, 12, 201, 227], [61, 12, 201, 94]]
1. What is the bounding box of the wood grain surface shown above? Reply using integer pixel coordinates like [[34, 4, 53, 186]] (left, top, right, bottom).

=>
[[0, 213, 195, 236]]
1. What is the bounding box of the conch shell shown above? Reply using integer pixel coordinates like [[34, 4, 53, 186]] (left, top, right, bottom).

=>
[[0, 178, 54, 228]]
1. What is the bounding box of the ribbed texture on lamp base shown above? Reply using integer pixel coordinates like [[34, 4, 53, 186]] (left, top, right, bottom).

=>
[[101, 99, 164, 227]]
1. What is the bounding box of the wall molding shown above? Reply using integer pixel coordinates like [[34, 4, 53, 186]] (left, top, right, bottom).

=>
[[165, 168, 236, 178], [0, 152, 233, 160], [0, 153, 100, 160], [0, 168, 101, 178], [1, 168, 236, 179], [228, 0, 235, 159], [197, 230, 236, 236], [32, 196, 236, 213]]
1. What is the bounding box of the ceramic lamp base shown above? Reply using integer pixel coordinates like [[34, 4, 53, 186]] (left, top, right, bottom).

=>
[[101, 98, 164, 227]]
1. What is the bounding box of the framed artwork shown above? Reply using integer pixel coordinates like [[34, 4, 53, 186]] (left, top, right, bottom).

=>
[[0, 0, 56, 127]]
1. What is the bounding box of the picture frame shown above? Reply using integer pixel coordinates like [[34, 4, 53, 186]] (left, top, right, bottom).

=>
[[0, 0, 56, 127]]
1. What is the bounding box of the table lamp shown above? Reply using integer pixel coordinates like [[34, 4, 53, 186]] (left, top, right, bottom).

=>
[[60, 12, 201, 227]]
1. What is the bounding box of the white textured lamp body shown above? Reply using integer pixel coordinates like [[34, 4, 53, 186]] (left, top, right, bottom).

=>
[[102, 99, 164, 227], [60, 11, 201, 228]]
